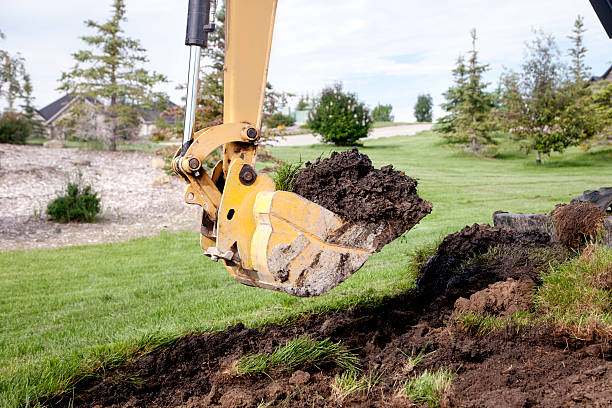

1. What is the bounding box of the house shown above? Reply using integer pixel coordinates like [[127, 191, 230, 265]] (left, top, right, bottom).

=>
[[36, 94, 176, 140]]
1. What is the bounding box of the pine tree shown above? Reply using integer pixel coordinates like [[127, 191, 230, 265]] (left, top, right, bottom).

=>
[[59, 0, 167, 150], [437, 29, 496, 153]]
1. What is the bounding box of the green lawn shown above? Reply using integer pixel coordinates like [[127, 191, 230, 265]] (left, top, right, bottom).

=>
[[2, 131, 610, 406]]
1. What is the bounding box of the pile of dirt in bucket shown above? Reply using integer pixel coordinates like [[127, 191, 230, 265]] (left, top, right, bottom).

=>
[[293, 148, 433, 251], [51, 223, 612, 408], [550, 202, 608, 248]]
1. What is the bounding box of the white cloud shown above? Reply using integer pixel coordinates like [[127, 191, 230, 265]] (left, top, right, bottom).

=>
[[1, 0, 610, 121]]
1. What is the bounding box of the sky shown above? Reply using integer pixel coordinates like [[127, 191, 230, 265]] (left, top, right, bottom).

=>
[[1, 0, 611, 122]]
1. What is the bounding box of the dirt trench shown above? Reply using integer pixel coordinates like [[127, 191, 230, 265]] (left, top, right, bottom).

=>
[[50, 224, 612, 408]]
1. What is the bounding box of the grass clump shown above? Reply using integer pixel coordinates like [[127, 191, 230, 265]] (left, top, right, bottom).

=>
[[236, 335, 359, 375], [456, 311, 534, 336], [331, 368, 382, 400], [398, 345, 434, 373], [272, 159, 303, 191], [534, 244, 612, 337], [402, 368, 455, 408], [46, 177, 101, 223]]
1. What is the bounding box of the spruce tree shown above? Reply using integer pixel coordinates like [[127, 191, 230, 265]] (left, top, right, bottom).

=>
[[59, 0, 167, 150], [437, 29, 496, 153]]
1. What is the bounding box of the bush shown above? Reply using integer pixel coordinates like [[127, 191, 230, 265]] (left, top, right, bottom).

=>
[[264, 112, 295, 129], [0, 112, 31, 144], [308, 83, 372, 146], [46, 179, 101, 223], [372, 104, 394, 122]]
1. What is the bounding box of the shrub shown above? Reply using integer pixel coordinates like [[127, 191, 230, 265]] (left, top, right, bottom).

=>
[[372, 104, 394, 122], [46, 179, 101, 223], [307, 83, 372, 146], [264, 112, 295, 129], [0, 112, 31, 144]]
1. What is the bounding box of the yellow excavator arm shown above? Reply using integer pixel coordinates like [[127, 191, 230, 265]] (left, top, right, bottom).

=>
[[173, 0, 392, 297]]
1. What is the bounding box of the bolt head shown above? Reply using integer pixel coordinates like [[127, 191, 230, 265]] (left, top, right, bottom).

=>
[[246, 127, 258, 140]]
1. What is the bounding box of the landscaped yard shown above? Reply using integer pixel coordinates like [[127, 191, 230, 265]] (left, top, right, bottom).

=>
[[1, 131, 610, 406]]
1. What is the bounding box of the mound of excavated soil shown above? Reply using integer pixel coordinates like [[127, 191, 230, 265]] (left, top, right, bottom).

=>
[[293, 148, 432, 250], [454, 278, 536, 318], [415, 224, 556, 302], [48, 223, 612, 408], [550, 202, 607, 248]]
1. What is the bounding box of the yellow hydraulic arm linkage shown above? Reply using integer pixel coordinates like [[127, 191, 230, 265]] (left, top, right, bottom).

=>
[[173, 0, 397, 297]]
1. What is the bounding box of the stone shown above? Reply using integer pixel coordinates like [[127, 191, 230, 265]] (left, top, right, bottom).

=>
[[151, 158, 165, 169], [43, 139, 65, 149], [72, 159, 91, 167], [571, 187, 612, 212], [153, 175, 171, 187]]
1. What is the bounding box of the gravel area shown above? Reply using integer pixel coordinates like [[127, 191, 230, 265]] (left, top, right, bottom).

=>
[[0, 144, 199, 251]]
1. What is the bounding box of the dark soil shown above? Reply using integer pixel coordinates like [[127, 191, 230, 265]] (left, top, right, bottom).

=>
[[293, 148, 433, 250], [550, 202, 608, 248], [50, 224, 612, 408]]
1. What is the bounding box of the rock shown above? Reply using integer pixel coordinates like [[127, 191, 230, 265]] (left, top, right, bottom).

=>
[[151, 158, 165, 169], [571, 187, 612, 212], [43, 139, 65, 149], [289, 370, 310, 385], [153, 175, 171, 187], [72, 159, 91, 167]]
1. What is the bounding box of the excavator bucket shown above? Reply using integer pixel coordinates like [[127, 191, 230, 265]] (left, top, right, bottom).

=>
[[208, 160, 399, 297]]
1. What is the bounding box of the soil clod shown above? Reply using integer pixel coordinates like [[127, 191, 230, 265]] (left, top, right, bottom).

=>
[[550, 202, 608, 248], [293, 148, 433, 250]]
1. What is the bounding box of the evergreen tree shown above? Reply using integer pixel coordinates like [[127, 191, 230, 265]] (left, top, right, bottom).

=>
[[437, 29, 496, 153], [413, 94, 433, 122], [59, 0, 167, 150], [568, 16, 590, 84]]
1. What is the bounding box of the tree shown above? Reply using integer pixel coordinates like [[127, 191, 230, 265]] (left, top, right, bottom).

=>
[[307, 83, 372, 146], [1, 29, 32, 112], [499, 28, 602, 163], [59, 0, 167, 150], [568, 16, 589, 84], [371, 104, 394, 122], [295, 95, 311, 111], [414, 94, 433, 122], [437, 29, 496, 153], [172, 1, 292, 135]]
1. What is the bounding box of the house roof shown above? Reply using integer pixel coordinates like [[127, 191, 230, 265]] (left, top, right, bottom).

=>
[[137, 101, 178, 124], [37, 94, 178, 124], [36, 94, 99, 122], [590, 64, 612, 82]]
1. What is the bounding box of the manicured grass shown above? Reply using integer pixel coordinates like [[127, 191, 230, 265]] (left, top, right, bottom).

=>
[[2, 131, 610, 406]]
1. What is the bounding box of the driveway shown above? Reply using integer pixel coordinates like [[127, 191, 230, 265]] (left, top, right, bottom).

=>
[[265, 123, 433, 147]]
